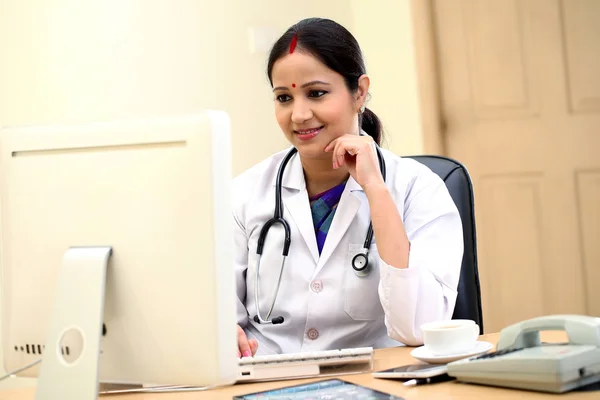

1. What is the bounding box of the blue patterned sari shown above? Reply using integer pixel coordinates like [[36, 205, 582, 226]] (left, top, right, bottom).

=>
[[309, 181, 347, 254]]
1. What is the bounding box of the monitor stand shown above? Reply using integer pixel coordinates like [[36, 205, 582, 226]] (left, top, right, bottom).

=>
[[35, 247, 112, 400]]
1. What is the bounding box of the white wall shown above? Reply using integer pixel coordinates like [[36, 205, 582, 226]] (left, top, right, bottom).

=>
[[0, 0, 423, 390]]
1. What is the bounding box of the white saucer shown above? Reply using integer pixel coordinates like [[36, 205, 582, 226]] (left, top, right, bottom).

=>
[[410, 341, 494, 364]]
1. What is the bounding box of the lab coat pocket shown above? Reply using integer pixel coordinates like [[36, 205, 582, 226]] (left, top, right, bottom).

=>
[[343, 243, 382, 321]]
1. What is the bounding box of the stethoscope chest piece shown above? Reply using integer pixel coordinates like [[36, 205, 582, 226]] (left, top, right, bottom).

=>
[[352, 249, 371, 277]]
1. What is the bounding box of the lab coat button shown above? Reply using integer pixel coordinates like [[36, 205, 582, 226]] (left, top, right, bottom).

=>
[[310, 280, 323, 293], [307, 328, 319, 340]]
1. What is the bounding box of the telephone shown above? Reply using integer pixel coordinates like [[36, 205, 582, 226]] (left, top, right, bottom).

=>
[[447, 314, 600, 393]]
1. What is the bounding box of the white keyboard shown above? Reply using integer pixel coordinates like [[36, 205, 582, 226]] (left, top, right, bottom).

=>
[[237, 347, 373, 382]]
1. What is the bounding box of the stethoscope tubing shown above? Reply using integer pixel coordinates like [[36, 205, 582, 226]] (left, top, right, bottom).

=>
[[254, 142, 386, 324]]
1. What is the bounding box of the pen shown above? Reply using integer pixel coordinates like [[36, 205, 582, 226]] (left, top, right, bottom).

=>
[[403, 374, 455, 386]]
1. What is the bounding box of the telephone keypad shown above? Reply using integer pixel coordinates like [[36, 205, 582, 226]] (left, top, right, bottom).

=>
[[473, 347, 523, 360]]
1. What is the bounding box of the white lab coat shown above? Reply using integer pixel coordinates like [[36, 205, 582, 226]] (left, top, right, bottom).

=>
[[232, 147, 463, 355]]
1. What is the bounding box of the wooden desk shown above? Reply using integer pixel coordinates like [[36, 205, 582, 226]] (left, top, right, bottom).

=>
[[1, 332, 597, 399]]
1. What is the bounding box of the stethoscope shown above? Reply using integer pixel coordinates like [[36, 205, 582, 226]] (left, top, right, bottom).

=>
[[253, 141, 387, 325]]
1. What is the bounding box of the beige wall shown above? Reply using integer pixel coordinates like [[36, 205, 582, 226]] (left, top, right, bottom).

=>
[[0, 0, 423, 389], [351, 0, 424, 155]]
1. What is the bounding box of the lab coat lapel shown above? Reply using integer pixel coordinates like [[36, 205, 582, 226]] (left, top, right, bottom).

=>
[[315, 176, 363, 273], [277, 151, 319, 264]]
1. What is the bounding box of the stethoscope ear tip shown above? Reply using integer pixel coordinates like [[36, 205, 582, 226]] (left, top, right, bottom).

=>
[[253, 315, 285, 325]]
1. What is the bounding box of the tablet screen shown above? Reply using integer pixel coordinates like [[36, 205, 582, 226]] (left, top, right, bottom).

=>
[[233, 379, 403, 399]]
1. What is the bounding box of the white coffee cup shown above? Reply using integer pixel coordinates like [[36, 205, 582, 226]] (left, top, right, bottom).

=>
[[420, 319, 480, 356]]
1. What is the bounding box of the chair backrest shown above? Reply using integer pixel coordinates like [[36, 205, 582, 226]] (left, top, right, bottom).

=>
[[404, 155, 484, 333]]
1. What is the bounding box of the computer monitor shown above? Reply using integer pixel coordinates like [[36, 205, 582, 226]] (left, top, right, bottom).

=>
[[0, 112, 238, 397]]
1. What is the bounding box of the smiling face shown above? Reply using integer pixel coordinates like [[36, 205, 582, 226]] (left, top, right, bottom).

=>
[[271, 51, 367, 159]]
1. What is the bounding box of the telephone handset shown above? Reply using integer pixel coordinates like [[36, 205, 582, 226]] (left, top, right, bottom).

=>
[[447, 314, 600, 393], [496, 314, 600, 350]]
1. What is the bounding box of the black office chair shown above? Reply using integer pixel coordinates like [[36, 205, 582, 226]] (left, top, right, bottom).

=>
[[404, 155, 484, 333]]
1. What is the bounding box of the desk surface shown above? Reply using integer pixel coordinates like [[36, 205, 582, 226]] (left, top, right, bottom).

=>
[[1, 331, 597, 399]]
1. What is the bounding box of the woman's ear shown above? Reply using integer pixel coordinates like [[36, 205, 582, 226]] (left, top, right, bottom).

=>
[[355, 74, 370, 111]]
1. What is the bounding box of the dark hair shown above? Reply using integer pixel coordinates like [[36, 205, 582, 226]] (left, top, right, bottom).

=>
[[267, 18, 383, 145]]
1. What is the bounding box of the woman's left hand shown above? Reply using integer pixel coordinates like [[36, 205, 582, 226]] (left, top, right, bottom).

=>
[[324, 134, 385, 191]]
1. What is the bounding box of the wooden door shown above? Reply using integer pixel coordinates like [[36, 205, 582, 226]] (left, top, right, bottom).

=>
[[432, 0, 600, 332]]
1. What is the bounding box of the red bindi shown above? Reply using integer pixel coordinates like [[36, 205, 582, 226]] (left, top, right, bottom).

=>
[[289, 33, 298, 54], [292, 83, 296, 88]]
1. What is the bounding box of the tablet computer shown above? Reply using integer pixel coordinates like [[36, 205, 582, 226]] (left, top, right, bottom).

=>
[[233, 379, 404, 399]]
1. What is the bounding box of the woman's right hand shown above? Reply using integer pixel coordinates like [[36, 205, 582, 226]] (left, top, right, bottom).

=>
[[237, 325, 258, 358]]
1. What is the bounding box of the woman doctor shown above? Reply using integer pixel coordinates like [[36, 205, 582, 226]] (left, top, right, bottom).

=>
[[233, 18, 463, 358]]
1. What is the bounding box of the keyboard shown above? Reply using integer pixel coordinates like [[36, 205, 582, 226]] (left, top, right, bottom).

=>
[[237, 347, 374, 382]]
